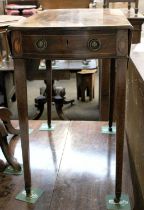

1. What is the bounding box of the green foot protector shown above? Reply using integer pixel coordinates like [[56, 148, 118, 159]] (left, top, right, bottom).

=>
[[4, 165, 23, 175], [39, 123, 55, 131], [16, 188, 44, 204], [101, 126, 116, 134], [106, 194, 131, 210]]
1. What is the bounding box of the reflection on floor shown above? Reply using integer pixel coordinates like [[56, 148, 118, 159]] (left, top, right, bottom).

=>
[[0, 121, 133, 210]]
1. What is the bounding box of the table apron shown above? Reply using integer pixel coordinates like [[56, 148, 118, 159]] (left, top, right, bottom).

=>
[[10, 29, 129, 59]]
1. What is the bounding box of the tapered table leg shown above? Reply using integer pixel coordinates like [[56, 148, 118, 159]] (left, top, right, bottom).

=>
[[14, 59, 31, 196], [46, 60, 52, 128], [114, 58, 127, 203], [108, 58, 116, 132], [99, 59, 110, 121]]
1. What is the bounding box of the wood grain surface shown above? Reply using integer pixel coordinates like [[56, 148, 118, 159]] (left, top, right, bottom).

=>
[[0, 120, 133, 210]]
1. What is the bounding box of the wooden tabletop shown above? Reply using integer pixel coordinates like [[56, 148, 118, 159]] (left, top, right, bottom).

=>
[[0, 15, 24, 28], [9, 8, 132, 30]]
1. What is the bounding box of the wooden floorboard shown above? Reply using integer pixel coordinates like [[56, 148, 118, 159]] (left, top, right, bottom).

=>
[[50, 121, 116, 210], [0, 120, 70, 210], [0, 121, 133, 210]]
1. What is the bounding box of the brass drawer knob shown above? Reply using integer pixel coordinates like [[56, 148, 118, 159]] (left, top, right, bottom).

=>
[[88, 38, 101, 51], [35, 39, 47, 51]]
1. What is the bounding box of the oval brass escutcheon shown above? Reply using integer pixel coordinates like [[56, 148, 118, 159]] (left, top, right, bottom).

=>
[[35, 39, 47, 51], [88, 38, 101, 51]]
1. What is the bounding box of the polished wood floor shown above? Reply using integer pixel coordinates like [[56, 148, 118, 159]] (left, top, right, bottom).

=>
[[0, 121, 133, 210]]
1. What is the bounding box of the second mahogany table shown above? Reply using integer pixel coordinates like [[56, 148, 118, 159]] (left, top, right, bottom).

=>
[[9, 8, 132, 203]]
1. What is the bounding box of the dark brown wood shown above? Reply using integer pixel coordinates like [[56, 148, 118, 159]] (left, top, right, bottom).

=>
[[0, 120, 70, 210], [0, 159, 6, 171], [114, 58, 127, 202], [99, 59, 110, 120], [99, 6, 143, 121], [2, 31, 10, 62], [46, 60, 52, 128], [33, 81, 72, 120], [0, 107, 19, 135], [99, 10, 144, 121], [124, 10, 144, 44], [50, 121, 117, 210], [8, 8, 132, 202], [0, 107, 20, 171], [76, 69, 96, 101], [0, 120, 134, 210], [0, 15, 26, 106], [108, 58, 115, 131], [14, 59, 31, 196], [13, 30, 118, 59], [126, 45, 144, 210]]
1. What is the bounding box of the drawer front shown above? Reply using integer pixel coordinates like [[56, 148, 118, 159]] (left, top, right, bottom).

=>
[[22, 33, 116, 59]]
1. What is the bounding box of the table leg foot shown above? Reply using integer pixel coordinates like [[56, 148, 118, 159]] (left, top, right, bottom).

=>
[[114, 192, 121, 203], [26, 187, 31, 197], [16, 188, 44, 204], [39, 122, 55, 131], [101, 125, 116, 134], [109, 126, 112, 132], [106, 194, 131, 210]]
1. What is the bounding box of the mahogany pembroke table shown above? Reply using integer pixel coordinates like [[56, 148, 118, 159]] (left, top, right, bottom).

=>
[[8, 8, 132, 203]]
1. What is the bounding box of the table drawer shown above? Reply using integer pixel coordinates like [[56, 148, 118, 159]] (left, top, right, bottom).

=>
[[22, 33, 116, 59]]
